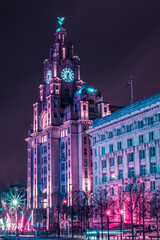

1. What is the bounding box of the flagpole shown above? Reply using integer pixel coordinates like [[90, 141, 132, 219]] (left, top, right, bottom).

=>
[[130, 76, 133, 104]]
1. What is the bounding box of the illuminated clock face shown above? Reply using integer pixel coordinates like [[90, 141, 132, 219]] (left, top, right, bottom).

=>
[[46, 70, 52, 84], [61, 68, 74, 82]]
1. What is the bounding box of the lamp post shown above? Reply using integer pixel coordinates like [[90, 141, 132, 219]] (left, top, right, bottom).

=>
[[12, 199, 19, 236], [120, 209, 123, 240], [105, 210, 110, 240]]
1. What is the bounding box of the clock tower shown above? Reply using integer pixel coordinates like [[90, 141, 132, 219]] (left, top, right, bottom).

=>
[[26, 18, 110, 226]]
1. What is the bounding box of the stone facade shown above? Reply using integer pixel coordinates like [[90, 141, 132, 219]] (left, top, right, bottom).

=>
[[88, 93, 160, 224]]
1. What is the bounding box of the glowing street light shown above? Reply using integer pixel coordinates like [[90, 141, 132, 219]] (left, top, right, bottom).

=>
[[63, 199, 67, 204], [120, 209, 123, 215], [12, 199, 18, 206], [111, 173, 116, 179], [105, 210, 110, 240]]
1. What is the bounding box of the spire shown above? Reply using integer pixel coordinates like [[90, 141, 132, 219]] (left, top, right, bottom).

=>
[[56, 17, 66, 33]]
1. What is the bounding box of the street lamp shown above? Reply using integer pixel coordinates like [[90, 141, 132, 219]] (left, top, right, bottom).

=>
[[105, 210, 110, 240], [120, 209, 124, 240], [12, 198, 19, 236]]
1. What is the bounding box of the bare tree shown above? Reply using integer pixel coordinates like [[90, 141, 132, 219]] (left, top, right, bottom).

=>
[[150, 187, 160, 237], [135, 181, 151, 240], [93, 189, 114, 239]]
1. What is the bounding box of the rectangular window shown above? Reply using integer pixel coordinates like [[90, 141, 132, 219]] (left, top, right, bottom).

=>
[[44, 156, 47, 164], [61, 163, 65, 171], [48, 164, 50, 171], [84, 159, 88, 167], [93, 137, 96, 144], [148, 117, 153, 125], [95, 176, 98, 184], [127, 125, 132, 133], [150, 162, 156, 174], [128, 167, 135, 178], [95, 162, 97, 170], [101, 146, 106, 155], [118, 155, 123, 165], [85, 171, 88, 178], [68, 138, 70, 145], [109, 144, 114, 153], [117, 128, 121, 136], [139, 150, 145, 160], [62, 185, 65, 193], [151, 181, 156, 191], [68, 149, 70, 156], [119, 170, 123, 179], [149, 131, 154, 141], [102, 160, 106, 168], [94, 149, 97, 156], [140, 165, 145, 176], [84, 136, 87, 144], [84, 148, 87, 155], [127, 138, 133, 147], [48, 154, 50, 161], [111, 157, 114, 166], [129, 152, 134, 162], [44, 166, 47, 174], [150, 147, 156, 157], [101, 134, 105, 141], [48, 143, 50, 150], [102, 173, 106, 182], [117, 141, 122, 150], [142, 182, 145, 192], [61, 174, 65, 182], [83, 105, 86, 110], [138, 120, 143, 129], [109, 131, 113, 139], [139, 135, 144, 144], [54, 112, 57, 118], [111, 187, 114, 196], [44, 146, 47, 153]]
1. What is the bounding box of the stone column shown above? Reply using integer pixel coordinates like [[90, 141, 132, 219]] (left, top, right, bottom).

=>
[[145, 144, 150, 175], [156, 140, 160, 173], [106, 156, 110, 181], [123, 150, 128, 178], [134, 146, 140, 176], [114, 154, 119, 179]]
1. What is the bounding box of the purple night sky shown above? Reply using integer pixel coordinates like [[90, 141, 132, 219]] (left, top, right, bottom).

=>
[[0, 0, 160, 188]]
